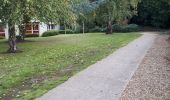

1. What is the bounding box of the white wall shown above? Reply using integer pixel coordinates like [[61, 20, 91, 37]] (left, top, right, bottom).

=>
[[55, 24, 60, 30], [15, 25, 19, 36], [39, 22, 48, 36], [4, 24, 8, 39]]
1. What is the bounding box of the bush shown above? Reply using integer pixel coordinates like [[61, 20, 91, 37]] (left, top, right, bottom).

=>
[[89, 26, 105, 32], [112, 24, 140, 32], [59, 29, 74, 34], [0, 36, 5, 39], [112, 24, 122, 32], [25, 34, 39, 37], [122, 24, 140, 32], [42, 30, 59, 37]]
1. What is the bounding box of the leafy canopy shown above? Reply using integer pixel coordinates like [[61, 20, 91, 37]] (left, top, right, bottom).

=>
[[0, 0, 77, 24]]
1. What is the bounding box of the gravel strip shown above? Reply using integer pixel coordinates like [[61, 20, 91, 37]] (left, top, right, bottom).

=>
[[120, 34, 170, 100]]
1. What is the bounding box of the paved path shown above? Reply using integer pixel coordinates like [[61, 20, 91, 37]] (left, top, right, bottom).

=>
[[37, 33, 156, 100]]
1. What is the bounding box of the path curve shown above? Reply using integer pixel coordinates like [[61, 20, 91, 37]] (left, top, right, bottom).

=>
[[37, 32, 156, 100]]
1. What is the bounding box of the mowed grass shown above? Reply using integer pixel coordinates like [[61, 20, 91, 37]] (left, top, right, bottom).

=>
[[0, 33, 141, 100]]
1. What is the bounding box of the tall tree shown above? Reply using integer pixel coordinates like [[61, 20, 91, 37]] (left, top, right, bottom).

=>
[[132, 0, 170, 28], [96, 0, 139, 34], [71, 0, 104, 33], [0, 0, 76, 53]]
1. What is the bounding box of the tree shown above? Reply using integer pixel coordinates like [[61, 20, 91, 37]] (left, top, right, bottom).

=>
[[96, 0, 139, 34], [131, 0, 170, 28], [71, 0, 104, 33], [0, 0, 76, 53]]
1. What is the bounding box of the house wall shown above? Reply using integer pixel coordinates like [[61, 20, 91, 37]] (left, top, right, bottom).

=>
[[15, 25, 19, 36], [4, 24, 8, 39], [55, 24, 60, 30], [39, 22, 48, 36], [2, 22, 60, 39], [39, 23, 60, 36]]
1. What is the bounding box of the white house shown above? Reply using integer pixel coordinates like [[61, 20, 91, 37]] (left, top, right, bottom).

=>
[[0, 21, 60, 39]]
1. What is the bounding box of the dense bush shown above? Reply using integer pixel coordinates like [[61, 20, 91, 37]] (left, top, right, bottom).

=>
[[42, 30, 60, 37], [42, 29, 76, 37], [122, 24, 140, 32], [112, 24, 140, 32], [130, 0, 170, 28], [16, 34, 39, 41], [0, 36, 5, 39], [89, 26, 105, 32], [112, 24, 122, 32], [59, 29, 74, 34], [26, 34, 39, 37]]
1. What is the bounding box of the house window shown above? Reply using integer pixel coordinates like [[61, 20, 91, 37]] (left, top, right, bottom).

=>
[[47, 24, 55, 30], [33, 22, 39, 34], [25, 22, 39, 34], [25, 23, 32, 34]]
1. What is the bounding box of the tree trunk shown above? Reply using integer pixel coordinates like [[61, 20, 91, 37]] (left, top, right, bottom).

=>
[[106, 21, 112, 34], [7, 23, 17, 53]]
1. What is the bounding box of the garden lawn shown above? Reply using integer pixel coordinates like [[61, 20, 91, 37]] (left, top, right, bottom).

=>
[[0, 33, 141, 100]]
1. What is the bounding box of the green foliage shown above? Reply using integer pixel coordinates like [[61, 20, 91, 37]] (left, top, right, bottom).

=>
[[96, 0, 139, 23], [59, 29, 75, 34], [42, 30, 60, 37], [25, 34, 39, 38], [0, 33, 141, 99], [16, 34, 39, 41], [89, 26, 105, 32], [112, 24, 140, 32], [42, 29, 76, 37], [0, 36, 5, 39], [112, 24, 123, 32], [122, 24, 140, 32], [132, 0, 170, 28], [0, 0, 77, 26]]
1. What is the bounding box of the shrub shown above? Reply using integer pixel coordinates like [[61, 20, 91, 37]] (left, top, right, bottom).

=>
[[112, 24, 140, 32], [59, 29, 75, 34], [16, 35, 23, 41], [122, 24, 140, 32], [89, 26, 105, 32], [112, 24, 122, 32], [42, 30, 59, 37], [25, 34, 39, 37], [0, 36, 5, 39]]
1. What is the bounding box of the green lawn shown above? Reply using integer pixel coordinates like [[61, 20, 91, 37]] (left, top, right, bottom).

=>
[[0, 33, 141, 100]]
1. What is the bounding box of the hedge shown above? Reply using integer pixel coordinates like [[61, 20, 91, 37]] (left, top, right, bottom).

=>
[[42, 30, 60, 37]]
